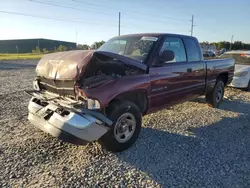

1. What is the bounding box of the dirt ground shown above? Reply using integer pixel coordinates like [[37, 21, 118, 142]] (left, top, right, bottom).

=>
[[1, 60, 250, 187]]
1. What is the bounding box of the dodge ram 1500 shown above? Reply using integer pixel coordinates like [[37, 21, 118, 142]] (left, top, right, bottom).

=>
[[26, 33, 235, 152]]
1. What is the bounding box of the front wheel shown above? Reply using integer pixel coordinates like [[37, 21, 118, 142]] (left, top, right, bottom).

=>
[[99, 101, 142, 152], [206, 80, 225, 108]]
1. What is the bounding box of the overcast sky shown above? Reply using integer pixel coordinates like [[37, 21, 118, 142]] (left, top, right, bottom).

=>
[[0, 0, 249, 45]]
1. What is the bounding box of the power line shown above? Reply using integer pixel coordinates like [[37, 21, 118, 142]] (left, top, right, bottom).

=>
[[72, 0, 124, 11], [194, 25, 223, 40], [29, 0, 189, 28], [72, 0, 188, 22], [0, 10, 185, 33], [0, 11, 123, 27], [29, 0, 115, 16], [124, 15, 190, 26]]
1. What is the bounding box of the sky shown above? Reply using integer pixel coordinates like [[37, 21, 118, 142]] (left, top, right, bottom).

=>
[[0, 0, 250, 45]]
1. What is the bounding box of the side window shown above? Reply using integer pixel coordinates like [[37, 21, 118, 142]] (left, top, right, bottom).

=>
[[160, 37, 187, 63], [183, 38, 201, 62]]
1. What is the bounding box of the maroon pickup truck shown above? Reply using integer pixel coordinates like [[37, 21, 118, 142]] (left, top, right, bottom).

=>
[[27, 33, 234, 152]]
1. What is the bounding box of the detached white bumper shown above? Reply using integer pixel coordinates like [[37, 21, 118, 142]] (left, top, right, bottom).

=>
[[28, 97, 110, 143], [229, 76, 249, 88]]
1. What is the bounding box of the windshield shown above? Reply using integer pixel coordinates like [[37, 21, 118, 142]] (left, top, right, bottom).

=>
[[220, 53, 250, 64], [97, 36, 158, 63]]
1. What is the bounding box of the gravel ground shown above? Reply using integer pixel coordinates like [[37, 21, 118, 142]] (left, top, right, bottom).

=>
[[1, 60, 250, 187]]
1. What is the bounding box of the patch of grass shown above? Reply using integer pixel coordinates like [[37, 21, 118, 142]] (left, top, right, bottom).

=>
[[0, 53, 44, 60]]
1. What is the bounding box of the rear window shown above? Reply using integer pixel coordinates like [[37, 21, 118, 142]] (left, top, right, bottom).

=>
[[183, 38, 201, 62], [220, 53, 250, 64]]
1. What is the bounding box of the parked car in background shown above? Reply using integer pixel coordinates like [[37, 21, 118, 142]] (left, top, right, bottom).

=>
[[215, 50, 223, 56], [26, 33, 235, 152], [220, 51, 250, 90], [203, 50, 216, 57]]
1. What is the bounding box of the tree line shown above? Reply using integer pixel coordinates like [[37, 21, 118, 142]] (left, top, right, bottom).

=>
[[200, 41, 250, 50], [76, 41, 105, 50], [32, 40, 250, 54], [77, 40, 250, 51], [32, 41, 106, 54], [32, 45, 70, 54]]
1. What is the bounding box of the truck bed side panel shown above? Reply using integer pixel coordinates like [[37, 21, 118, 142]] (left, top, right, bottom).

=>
[[205, 58, 234, 94]]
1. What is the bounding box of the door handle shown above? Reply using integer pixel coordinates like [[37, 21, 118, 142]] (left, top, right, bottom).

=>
[[187, 68, 192, 73]]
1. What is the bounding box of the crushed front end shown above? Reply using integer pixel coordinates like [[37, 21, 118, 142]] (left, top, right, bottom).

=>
[[27, 50, 144, 144], [26, 90, 112, 144]]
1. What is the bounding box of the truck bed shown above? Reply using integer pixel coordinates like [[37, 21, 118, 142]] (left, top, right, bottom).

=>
[[204, 58, 235, 94]]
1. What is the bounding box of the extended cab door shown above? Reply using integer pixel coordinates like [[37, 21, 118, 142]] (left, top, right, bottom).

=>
[[182, 37, 206, 95], [148, 36, 205, 112]]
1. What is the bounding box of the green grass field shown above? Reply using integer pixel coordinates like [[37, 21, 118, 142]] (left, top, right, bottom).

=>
[[0, 53, 44, 60]]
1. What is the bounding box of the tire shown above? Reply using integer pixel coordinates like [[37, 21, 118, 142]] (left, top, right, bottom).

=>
[[206, 80, 225, 108], [99, 101, 142, 152]]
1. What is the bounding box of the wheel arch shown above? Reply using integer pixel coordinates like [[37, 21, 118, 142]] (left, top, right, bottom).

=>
[[217, 72, 228, 85], [106, 90, 148, 115]]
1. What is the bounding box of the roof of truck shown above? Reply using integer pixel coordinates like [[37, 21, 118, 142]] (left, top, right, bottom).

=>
[[113, 33, 196, 39]]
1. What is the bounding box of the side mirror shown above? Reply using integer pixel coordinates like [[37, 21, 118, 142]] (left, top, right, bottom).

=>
[[159, 50, 175, 62]]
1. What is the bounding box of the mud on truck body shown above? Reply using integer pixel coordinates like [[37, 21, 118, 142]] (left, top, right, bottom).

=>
[[27, 33, 234, 152]]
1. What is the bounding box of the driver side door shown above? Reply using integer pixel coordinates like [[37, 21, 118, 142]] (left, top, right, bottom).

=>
[[148, 36, 194, 112]]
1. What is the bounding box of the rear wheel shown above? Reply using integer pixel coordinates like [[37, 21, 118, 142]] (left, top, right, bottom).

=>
[[99, 101, 142, 152], [206, 80, 225, 108]]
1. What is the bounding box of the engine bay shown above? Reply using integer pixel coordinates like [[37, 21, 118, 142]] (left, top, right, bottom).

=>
[[78, 52, 145, 89]]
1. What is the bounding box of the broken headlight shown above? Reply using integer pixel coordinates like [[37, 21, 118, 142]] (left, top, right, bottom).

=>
[[33, 79, 40, 91], [75, 86, 100, 109], [234, 71, 248, 77], [87, 98, 101, 110]]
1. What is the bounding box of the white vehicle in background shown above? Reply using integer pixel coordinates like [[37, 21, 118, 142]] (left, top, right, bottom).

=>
[[203, 50, 216, 57], [220, 51, 250, 90]]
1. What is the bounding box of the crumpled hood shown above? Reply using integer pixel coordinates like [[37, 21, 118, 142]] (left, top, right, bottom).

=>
[[36, 50, 95, 80], [36, 50, 146, 81]]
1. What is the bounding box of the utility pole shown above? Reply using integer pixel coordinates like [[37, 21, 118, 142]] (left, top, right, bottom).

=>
[[37, 40, 40, 50], [229, 35, 234, 50], [190, 15, 195, 36], [37, 39, 40, 58], [118, 12, 121, 36], [16, 45, 19, 60], [76, 29, 78, 46]]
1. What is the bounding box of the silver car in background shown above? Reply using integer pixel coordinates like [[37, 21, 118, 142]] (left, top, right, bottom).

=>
[[220, 51, 250, 90]]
